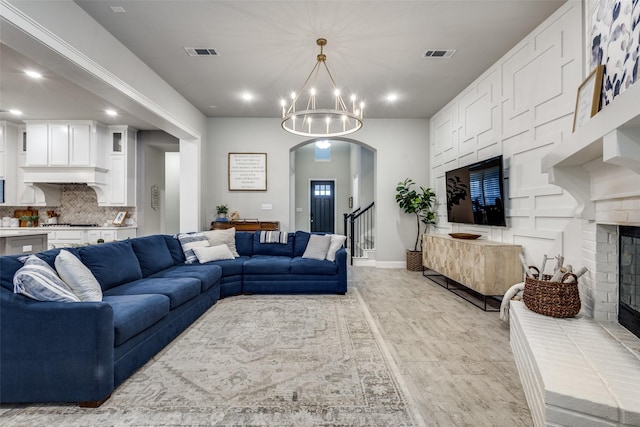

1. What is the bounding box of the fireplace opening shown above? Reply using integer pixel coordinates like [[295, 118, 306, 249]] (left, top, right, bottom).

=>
[[619, 226, 640, 339]]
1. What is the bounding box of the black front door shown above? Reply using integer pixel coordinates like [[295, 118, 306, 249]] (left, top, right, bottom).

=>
[[310, 180, 335, 233]]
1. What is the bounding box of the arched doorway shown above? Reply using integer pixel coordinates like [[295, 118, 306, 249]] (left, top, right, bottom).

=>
[[289, 138, 375, 238]]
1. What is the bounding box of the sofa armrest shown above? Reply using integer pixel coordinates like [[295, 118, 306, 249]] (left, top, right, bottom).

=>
[[0, 291, 115, 403], [335, 247, 348, 293]]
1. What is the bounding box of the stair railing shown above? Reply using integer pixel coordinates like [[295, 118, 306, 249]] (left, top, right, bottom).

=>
[[343, 201, 375, 265]]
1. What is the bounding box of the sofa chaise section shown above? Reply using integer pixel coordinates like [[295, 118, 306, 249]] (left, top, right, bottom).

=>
[[0, 239, 222, 406]]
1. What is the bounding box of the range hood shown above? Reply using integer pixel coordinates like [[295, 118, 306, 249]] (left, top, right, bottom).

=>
[[22, 166, 109, 206]]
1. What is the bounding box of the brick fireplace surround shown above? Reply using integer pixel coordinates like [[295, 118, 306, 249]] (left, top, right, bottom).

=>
[[516, 76, 640, 425]]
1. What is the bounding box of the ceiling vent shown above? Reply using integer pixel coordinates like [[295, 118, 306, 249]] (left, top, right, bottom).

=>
[[184, 47, 219, 57], [423, 49, 456, 59]]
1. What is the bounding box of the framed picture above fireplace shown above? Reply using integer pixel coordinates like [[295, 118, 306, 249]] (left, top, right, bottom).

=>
[[572, 65, 604, 132]]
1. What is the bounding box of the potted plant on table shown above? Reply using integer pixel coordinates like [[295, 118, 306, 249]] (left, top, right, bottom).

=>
[[215, 204, 229, 222], [395, 178, 437, 271]]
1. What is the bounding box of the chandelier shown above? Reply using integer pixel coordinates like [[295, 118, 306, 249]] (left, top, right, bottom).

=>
[[281, 38, 364, 138]]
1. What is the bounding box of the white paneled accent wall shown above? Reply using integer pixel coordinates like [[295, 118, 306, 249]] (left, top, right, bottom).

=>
[[430, 3, 583, 272]]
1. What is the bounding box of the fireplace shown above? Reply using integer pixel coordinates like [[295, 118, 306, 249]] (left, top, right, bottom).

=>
[[619, 226, 640, 339]]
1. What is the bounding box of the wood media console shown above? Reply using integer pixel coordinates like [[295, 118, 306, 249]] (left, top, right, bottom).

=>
[[422, 233, 523, 310]]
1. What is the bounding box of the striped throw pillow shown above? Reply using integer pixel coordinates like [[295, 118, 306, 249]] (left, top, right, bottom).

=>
[[259, 230, 288, 244], [13, 255, 80, 302], [177, 233, 210, 264]]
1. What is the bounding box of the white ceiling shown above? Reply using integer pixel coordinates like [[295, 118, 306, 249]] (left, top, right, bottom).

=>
[[0, 0, 566, 130]]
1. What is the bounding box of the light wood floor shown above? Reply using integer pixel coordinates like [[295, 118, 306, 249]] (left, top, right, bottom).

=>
[[351, 266, 532, 427]]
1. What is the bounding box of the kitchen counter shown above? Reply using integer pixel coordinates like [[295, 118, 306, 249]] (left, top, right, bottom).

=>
[[0, 230, 49, 237], [0, 226, 137, 231], [0, 226, 137, 249], [0, 232, 48, 256]]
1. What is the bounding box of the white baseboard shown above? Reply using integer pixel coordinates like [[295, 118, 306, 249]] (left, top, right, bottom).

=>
[[374, 261, 406, 269]]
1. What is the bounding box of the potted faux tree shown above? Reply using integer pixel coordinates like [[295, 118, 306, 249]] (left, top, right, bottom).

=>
[[395, 178, 437, 271], [215, 204, 229, 222]]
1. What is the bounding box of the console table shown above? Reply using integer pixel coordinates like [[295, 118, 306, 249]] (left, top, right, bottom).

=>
[[210, 220, 279, 232], [422, 233, 523, 310]]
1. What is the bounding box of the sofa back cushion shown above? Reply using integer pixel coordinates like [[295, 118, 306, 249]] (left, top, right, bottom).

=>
[[252, 231, 295, 257], [293, 231, 313, 257], [131, 235, 175, 276], [32, 247, 80, 268], [0, 255, 24, 291], [164, 235, 186, 264], [235, 232, 254, 257], [79, 240, 143, 291]]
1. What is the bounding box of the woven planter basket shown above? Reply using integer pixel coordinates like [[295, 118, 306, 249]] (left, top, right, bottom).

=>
[[523, 273, 581, 318], [406, 250, 423, 271]]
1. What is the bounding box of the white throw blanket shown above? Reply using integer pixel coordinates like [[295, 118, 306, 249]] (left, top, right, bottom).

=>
[[500, 282, 524, 322]]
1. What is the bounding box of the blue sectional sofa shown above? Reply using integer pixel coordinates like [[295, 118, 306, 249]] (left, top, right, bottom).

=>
[[0, 230, 347, 406]]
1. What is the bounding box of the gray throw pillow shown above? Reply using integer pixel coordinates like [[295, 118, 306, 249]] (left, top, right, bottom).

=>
[[55, 249, 103, 302], [302, 234, 332, 260], [203, 228, 239, 257], [326, 234, 347, 261]]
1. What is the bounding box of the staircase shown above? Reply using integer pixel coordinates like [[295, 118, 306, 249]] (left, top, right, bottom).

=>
[[343, 202, 375, 265]]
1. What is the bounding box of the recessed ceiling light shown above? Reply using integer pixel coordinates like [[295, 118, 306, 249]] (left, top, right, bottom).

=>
[[109, 6, 126, 13], [105, 109, 118, 116], [24, 70, 42, 79], [386, 93, 398, 102], [242, 93, 253, 101], [9, 109, 23, 116]]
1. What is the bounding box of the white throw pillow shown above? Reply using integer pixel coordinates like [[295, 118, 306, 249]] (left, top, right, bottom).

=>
[[13, 255, 80, 303], [203, 228, 239, 257], [193, 244, 235, 263], [55, 249, 103, 302], [177, 233, 211, 264], [302, 234, 332, 260], [326, 234, 347, 261]]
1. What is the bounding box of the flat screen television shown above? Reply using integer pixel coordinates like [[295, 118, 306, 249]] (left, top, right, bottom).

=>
[[445, 155, 506, 227]]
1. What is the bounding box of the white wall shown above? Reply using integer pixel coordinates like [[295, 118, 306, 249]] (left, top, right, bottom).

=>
[[293, 141, 351, 232], [207, 117, 429, 265], [430, 2, 584, 271], [143, 145, 165, 235], [165, 152, 180, 234]]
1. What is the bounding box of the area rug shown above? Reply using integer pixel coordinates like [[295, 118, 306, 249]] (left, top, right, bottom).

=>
[[0, 290, 422, 426]]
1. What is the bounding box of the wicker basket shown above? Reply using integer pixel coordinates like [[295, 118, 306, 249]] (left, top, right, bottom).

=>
[[406, 250, 423, 271], [523, 273, 581, 318]]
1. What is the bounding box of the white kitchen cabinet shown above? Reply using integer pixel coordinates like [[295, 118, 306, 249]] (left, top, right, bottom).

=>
[[48, 124, 70, 165], [107, 126, 136, 206], [48, 230, 85, 248], [86, 228, 134, 244], [24, 121, 100, 167], [69, 124, 91, 165], [47, 227, 136, 249], [25, 123, 48, 166]]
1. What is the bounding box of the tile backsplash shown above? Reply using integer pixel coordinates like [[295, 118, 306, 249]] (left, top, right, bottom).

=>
[[0, 184, 136, 225]]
